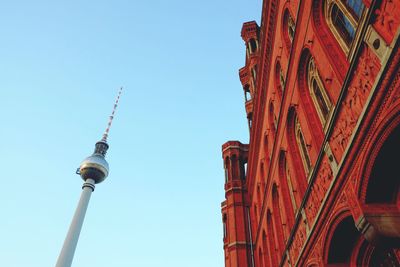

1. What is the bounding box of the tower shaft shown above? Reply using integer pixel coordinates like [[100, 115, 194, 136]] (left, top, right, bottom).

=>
[[55, 179, 95, 267]]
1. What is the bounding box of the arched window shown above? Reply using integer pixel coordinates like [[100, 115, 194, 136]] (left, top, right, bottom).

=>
[[269, 102, 278, 134], [278, 151, 296, 228], [307, 57, 332, 125], [272, 184, 286, 253], [224, 157, 230, 183], [280, 67, 285, 91], [222, 213, 227, 239], [249, 38, 258, 54], [283, 9, 296, 51], [327, 216, 360, 264], [267, 210, 279, 266], [325, 0, 365, 53], [244, 84, 251, 101], [248, 112, 253, 129], [295, 117, 312, 175], [287, 108, 309, 194], [276, 62, 285, 96], [251, 65, 257, 82], [231, 155, 238, 180], [366, 124, 400, 203], [287, 13, 295, 41], [286, 159, 298, 214]]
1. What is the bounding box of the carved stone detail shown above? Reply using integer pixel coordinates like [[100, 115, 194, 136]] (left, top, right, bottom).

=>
[[374, 0, 400, 44], [307, 236, 323, 266], [387, 71, 400, 107], [305, 156, 333, 225], [330, 46, 380, 161], [289, 220, 307, 264], [344, 182, 363, 221]]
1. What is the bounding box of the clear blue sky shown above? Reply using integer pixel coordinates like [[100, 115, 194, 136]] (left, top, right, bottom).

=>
[[0, 1, 261, 266]]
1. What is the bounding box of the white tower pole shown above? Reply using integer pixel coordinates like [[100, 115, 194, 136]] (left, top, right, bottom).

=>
[[55, 87, 122, 267], [55, 179, 95, 267]]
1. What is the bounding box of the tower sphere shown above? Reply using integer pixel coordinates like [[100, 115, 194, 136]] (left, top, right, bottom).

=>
[[78, 153, 109, 184]]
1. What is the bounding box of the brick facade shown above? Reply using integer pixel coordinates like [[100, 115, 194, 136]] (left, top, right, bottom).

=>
[[221, 1, 400, 266]]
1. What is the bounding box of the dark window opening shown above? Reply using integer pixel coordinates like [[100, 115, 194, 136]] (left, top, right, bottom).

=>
[[366, 125, 400, 203], [345, 0, 365, 20], [249, 38, 257, 53], [328, 216, 359, 263], [223, 214, 227, 239], [331, 4, 355, 46], [370, 247, 400, 267], [312, 79, 330, 119]]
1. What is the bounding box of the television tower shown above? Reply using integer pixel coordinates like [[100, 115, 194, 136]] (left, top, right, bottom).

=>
[[55, 87, 123, 267]]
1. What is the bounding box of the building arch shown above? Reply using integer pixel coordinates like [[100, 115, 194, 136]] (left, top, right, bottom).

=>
[[269, 100, 278, 137], [298, 48, 327, 146], [244, 84, 252, 101], [266, 209, 279, 267], [286, 107, 308, 195], [263, 133, 271, 176], [272, 183, 285, 257], [322, 209, 400, 266], [282, 7, 296, 53], [224, 157, 230, 183], [248, 38, 258, 54], [275, 60, 285, 100], [324, 0, 366, 55], [322, 210, 360, 265], [311, 0, 349, 80], [351, 106, 400, 250], [358, 107, 400, 204], [278, 150, 295, 228], [326, 215, 360, 265]]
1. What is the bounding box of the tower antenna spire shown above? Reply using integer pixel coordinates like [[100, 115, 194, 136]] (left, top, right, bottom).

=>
[[56, 87, 123, 267], [102, 86, 123, 143]]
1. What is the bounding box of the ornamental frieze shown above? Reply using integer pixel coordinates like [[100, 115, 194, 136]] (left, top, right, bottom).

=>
[[305, 156, 333, 225], [374, 0, 400, 44], [330, 46, 380, 162], [289, 219, 307, 264]]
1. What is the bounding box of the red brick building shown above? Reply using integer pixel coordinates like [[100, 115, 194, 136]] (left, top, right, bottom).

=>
[[221, 1, 400, 266]]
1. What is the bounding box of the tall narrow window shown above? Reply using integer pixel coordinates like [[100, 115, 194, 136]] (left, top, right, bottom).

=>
[[280, 67, 285, 90], [275, 62, 285, 96], [223, 214, 227, 239], [286, 161, 298, 214], [288, 13, 295, 41], [283, 9, 296, 51], [224, 157, 230, 183], [269, 102, 277, 134], [326, 0, 365, 53], [274, 113, 278, 130], [307, 57, 332, 125], [244, 85, 251, 101], [249, 38, 258, 54], [295, 117, 311, 174], [252, 66, 257, 82]]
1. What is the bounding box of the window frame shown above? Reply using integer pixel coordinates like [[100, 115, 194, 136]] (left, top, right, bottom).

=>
[[307, 57, 332, 126], [295, 117, 312, 175], [325, 0, 366, 57]]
